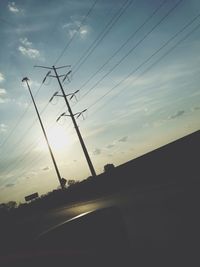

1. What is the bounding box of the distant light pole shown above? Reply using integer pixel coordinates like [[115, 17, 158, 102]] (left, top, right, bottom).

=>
[[22, 77, 65, 190]]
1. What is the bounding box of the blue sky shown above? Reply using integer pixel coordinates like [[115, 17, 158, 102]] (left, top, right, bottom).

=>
[[0, 0, 200, 203]]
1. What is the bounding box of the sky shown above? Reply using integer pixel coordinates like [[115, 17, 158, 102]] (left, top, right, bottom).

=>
[[0, 0, 200, 203]]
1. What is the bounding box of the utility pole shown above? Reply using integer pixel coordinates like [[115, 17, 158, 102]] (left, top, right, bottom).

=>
[[34, 65, 96, 177], [22, 77, 65, 190]]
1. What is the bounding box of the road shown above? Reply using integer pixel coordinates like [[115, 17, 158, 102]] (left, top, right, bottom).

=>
[[2, 181, 199, 267], [17, 181, 196, 265]]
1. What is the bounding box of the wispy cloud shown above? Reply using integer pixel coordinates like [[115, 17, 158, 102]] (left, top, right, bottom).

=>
[[168, 110, 185, 120], [8, 2, 20, 13], [21, 79, 40, 89], [150, 110, 186, 128], [118, 136, 128, 142], [93, 136, 129, 156], [0, 88, 8, 104], [85, 125, 106, 140], [93, 148, 101, 155], [0, 73, 5, 83], [63, 18, 90, 39], [0, 88, 6, 95], [5, 183, 15, 188], [79, 26, 89, 39], [107, 144, 115, 149], [18, 46, 40, 59], [18, 37, 40, 59], [16, 100, 29, 109], [42, 166, 49, 171], [191, 106, 200, 112], [19, 37, 32, 47], [123, 63, 195, 90], [0, 123, 8, 133]]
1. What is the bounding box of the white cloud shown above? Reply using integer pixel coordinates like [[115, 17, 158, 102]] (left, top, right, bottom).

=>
[[8, 2, 19, 13], [0, 123, 8, 133], [16, 24, 47, 34], [63, 20, 80, 29], [84, 125, 106, 140], [21, 79, 40, 89], [18, 46, 40, 59], [79, 26, 89, 39], [19, 37, 32, 47], [18, 37, 41, 59], [0, 88, 8, 103], [0, 88, 6, 95], [63, 20, 90, 39], [120, 62, 195, 93], [0, 98, 9, 104], [0, 73, 5, 83], [17, 100, 29, 109]]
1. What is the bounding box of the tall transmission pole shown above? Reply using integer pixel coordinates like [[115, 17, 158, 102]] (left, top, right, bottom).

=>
[[22, 77, 65, 190], [35, 65, 96, 178]]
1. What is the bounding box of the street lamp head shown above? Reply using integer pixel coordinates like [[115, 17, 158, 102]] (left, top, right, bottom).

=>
[[22, 77, 29, 82]]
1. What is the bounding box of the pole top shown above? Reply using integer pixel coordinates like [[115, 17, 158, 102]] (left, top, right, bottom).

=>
[[22, 77, 29, 82]]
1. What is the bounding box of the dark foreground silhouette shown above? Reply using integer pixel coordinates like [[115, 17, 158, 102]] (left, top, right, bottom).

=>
[[0, 130, 199, 266]]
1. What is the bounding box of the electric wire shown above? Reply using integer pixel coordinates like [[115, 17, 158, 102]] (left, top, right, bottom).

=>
[[76, 0, 167, 93], [1, 0, 98, 153], [78, 0, 184, 102], [72, 0, 135, 74], [54, 0, 99, 65], [3, 0, 99, 148], [86, 14, 200, 117], [2, 0, 196, 186]]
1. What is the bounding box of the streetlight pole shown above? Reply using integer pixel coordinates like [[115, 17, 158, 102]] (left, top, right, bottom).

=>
[[22, 77, 65, 190]]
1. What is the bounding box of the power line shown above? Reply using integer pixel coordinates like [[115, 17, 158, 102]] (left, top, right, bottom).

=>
[[56, 0, 166, 114], [1, 0, 98, 151], [0, 0, 182, 153], [1, 95, 75, 177], [54, 0, 99, 65], [86, 13, 200, 116], [0, 119, 74, 180], [76, 0, 167, 93], [0, 102, 31, 148], [1, 1, 101, 189], [0, 139, 42, 182], [41, 1, 131, 121], [78, 0, 184, 101], [1, 70, 67, 159], [0, 5, 63, 151], [72, 0, 135, 74], [34, 65, 97, 177], [0, 0, 195, 188], [21, 0, 183, 175], [1, 149, 50, 187], [0, 75, 50, 150]]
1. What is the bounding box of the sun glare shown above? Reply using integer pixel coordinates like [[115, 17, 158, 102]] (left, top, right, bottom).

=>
[[49, 126, 71, 150], [37, 126, 71, 152]]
